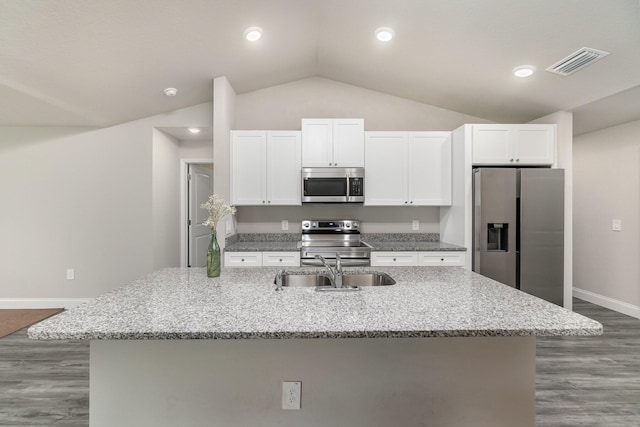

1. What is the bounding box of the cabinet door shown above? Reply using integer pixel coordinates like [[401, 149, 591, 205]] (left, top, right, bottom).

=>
[[266, 131, 301, 205], [301, 119, 333, 167], [418, 251, 466, 266], [262, 252, 301, 267], [224, 252, 263, 267], [333, 118, 365, 167], [471, 125, 514, 165], [231, 131, 267, 205], [364, 132, 408, 206], [408, 132, 452, 206], [513, 125, 555, 165], [370, 252, 418, 266]]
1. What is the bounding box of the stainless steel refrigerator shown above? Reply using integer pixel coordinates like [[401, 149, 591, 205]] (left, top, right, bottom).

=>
[[472, 168, 564, 306]]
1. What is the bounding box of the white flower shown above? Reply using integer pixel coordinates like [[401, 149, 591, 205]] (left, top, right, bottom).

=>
[[201, 195, 236, 231]]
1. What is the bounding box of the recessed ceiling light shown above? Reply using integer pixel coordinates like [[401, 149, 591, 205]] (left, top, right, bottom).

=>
[[187, 127, 201, 134], [513, 65, 536, 78], [244, 27, 263, 42], [375, 27, 395, 42], [163, 87, 178, 96]]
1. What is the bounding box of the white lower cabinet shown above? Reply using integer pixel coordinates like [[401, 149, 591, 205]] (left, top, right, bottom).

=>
[[418, 252, 466, 267], [370, 252, 419, 267], [224, 251, 300, 268], [224, 252, 262, 267], [371, 251, 466, 267], [262, 252, 301, 267]]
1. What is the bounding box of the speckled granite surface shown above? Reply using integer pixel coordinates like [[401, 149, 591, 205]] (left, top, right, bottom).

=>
[[225, 233, 300, 252], [224, 233, 466, 252], [29, 267, 601, 340], [368, 241, 465, 251]]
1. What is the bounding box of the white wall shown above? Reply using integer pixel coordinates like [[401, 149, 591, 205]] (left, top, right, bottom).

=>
[[573, 119, 640, 318], [0, 103, 212, 305], [179, 139, 213, 159], [233, 77, 490, 234], [152, 129, 181, 270], [213, 76, 237, 253]]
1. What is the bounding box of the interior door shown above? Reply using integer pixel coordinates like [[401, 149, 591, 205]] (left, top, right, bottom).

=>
[[188, 164, 213, 267]]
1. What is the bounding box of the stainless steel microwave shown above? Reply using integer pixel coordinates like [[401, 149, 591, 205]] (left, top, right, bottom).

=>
[[302, 167, 364, 203]]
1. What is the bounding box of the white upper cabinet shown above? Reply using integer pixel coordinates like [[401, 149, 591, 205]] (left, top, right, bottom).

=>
[[364, 131, 452, 206], [266, 131, 302, 205], [231, 131, 266, 205], [472, 124, 555, 165], [408, 132, 452, 206], [231, 130, 301, 206], [364, 132, 408, 205], [301, 118, 364, 167]]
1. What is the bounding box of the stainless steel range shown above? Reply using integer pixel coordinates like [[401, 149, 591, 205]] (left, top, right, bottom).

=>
[[299, 219, 371, 266]]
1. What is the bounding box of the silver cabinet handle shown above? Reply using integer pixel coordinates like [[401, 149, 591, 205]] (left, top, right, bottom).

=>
[[241, 258, 245, 262], [262, 201, 265, 204], [516, 158, 520, 162], [404, 201, 408, 204], [510, 158, 514, 162], [393, 258, 397, 262], [268, 200, 271, 204], [410, 201, 413, 204]]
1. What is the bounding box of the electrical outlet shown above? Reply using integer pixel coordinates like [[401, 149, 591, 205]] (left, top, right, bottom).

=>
[[282, 381, 301, 410], [282, 220, 289, 231], [412, 220, 419, 231], [612, 219, 622, 231], [66, 269, 75, 280]]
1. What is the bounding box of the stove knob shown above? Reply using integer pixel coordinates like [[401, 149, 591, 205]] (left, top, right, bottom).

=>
[[312, 222, 318, 228], [353, 222, 359, 229], [302, 221, 310, 229], [345, 223, 351, 229]]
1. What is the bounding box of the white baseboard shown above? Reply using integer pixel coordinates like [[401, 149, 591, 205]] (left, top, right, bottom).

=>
[[573, 287, 640, 320], [0, 298, 91, 309]]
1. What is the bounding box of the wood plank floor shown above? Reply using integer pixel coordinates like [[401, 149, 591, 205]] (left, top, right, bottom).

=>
[[0, 299, 638, 426]]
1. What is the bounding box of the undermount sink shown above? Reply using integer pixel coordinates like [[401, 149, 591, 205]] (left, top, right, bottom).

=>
[[275, 271, 396, 288]]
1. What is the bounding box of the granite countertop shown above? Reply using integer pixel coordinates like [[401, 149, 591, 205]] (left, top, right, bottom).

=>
[[367, 241, 465, 252], [29, 267, 602, 340], [224, 241, 300, 252], [223, 233, 466, 252]]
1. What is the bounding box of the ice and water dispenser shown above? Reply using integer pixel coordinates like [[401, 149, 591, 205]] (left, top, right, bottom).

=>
[[487, 223, 509, 251]]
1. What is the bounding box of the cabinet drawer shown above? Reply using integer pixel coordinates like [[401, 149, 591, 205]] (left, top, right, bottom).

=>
[[262, 252, 300, 267], [224, 252, 262, 267], [371, 252, 418, 267], [418, 252, 466, 266]]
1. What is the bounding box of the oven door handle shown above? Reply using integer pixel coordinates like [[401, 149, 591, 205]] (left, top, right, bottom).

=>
[[301, 259, 370, 267]]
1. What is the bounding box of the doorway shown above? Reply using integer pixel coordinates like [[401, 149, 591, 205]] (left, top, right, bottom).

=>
[[181, 161, 213, 267]]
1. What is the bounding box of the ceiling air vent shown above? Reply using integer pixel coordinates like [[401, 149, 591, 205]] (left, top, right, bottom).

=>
[[545, 47, 610, 76]]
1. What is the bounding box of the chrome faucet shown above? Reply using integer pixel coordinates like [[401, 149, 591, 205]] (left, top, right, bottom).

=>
[[315, 254, 343, 288]]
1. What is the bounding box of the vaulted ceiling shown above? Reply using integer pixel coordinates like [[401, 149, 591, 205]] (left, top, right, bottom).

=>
[[2, 0, 639, 135]]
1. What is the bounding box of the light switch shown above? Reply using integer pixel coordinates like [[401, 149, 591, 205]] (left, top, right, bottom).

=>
[[412, 220, 419, 231], [612, 219, 622, 231], [282, 220, 289, 231]]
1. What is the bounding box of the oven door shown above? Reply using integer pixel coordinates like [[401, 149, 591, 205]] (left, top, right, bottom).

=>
[[300, 246, 371, 267]]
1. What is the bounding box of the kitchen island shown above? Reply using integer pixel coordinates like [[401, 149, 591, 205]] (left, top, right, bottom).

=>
[[29, 267, 602, 427]]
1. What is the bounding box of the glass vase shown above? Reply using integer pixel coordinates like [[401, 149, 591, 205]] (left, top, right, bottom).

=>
[[207, 231, 221, 278]]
